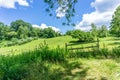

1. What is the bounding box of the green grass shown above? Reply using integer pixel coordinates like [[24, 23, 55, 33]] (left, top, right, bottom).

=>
[[0, 36, 74, 55], [0, 36, 120, 55], [1, 36, 120, 80]]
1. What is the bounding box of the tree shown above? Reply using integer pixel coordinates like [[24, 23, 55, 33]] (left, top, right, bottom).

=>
[[6, 31, 17, 40], [90, 23, 98, 38], [17, 26, 28, 39], [29, 27, 40, 37], [44, 0, 78, 26], [42, 27, 56, 38], [110, 6, 120, 37], [0, 22, 5, 40], [98, 25, 108, 38], [11, 20, 33, 38], [66, 30, 73, 35], [11, 20, 32, 32]]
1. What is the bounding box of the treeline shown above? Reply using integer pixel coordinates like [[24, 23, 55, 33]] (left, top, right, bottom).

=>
[[65, 23, 109, 42], [0, 20, 61, 40]]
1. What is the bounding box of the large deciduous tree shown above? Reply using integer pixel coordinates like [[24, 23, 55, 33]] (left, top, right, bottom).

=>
[[11, 20, 32, 32], [11, 20, 32, 38], [110, 6, 120, 37]]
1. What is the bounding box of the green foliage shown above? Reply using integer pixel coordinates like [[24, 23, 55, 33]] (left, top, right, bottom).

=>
[[66, 30, 73, 35], [98, 25, 108, 38], [11, 20, 32, 32], [0, 22, 7, 40], [70, 30, 94, 42], [39, 27, 61, 38], [6, 31, 17, 40], [38, 41, 65, 61], [0, 20, 61, 43], [17, 25, 28, 39], [0, 42, 65, 80], [112, 46, 120, 58], [44, 0, 78, 26], [0, 37, 38, 48], [110, 6, 120, 37], [90, 23, 98, 38]]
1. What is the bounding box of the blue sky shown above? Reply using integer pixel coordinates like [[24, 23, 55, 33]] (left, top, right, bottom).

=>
[[0, 0, 120, 33]]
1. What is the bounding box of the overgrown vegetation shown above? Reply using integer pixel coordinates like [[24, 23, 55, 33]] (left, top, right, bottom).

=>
[[0, 41, 120, 80], [0, 42, 65, 80]]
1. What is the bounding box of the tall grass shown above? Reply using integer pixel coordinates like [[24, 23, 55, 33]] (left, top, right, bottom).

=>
[[0, 41, 66, 80], [0, 41, 120, 80], [67, 45, 120, 59]]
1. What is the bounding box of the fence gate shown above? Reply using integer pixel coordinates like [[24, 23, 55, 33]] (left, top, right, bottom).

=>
[[65, 38, 99, 51]]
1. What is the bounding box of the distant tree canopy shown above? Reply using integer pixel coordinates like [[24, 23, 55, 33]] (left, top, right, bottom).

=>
[[11, 20, 32, 31], [66, 23, 109, 42], [0, 20, 61, 40], [90, 23, 108, 38], [110, 6, 120, 37]]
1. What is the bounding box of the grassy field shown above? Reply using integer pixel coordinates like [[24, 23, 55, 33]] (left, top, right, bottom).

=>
[[0, 36, 120, 55], [20, 58, 120, 80], [0, 36, 120, 80]]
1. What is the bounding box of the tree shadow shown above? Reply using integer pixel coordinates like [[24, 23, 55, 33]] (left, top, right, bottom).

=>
[[108, 42, 120, 46], [26, 60, 89, 80], [49, 60, 89, 80], [68, 40, 96, 46]]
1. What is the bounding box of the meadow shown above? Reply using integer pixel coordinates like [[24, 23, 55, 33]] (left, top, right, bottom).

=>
[[0, 36, 120, 80], [0, 36, 120, 55]]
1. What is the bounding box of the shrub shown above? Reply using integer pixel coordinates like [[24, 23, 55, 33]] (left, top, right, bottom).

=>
[[71, 30, 94, 42], [7, 41, 16, 47], [112, 46, 120, 58]]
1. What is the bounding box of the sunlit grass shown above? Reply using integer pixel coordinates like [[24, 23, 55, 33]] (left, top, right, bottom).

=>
[[0, 36, 120, 55]]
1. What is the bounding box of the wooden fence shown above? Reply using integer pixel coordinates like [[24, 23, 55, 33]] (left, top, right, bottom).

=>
[[65, 38, 100, 51]]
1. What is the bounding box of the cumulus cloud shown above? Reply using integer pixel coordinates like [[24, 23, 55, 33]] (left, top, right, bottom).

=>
[[32, 23, 60, 32], [0, 0, 29, 9], [75, 0, 120, 31]]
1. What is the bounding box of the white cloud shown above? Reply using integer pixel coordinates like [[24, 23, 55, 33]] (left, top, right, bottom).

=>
[[75, 0, 120, 31], [0, 0, 29, 9], [32, 23, 60, 32]]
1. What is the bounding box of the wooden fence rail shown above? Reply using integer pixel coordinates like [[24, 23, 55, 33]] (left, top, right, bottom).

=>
[[65, 38, 100, 51]]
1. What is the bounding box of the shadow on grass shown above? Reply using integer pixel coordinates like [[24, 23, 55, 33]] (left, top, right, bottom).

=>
[[108, 41, 120, 46], [26, 60, 89, 80], [68, 40, 96, 46], [104, 37, 120, 41]]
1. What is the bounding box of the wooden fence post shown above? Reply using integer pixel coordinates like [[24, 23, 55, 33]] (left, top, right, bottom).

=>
[[97, 38, 100, 50], [65, 43, 68, 52]]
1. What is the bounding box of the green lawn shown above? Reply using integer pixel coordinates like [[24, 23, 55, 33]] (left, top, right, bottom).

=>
[[0, 36, 120, 55]]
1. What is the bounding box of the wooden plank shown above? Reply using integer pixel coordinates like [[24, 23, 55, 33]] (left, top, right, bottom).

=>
[[68, 45, 97, 50]]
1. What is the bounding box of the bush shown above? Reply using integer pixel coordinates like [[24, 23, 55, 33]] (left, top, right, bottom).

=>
[[112, 46, 120, 58], [71, 30, 94, 42], [38, 42, 65, 61], [7, 41, 16, 47]]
